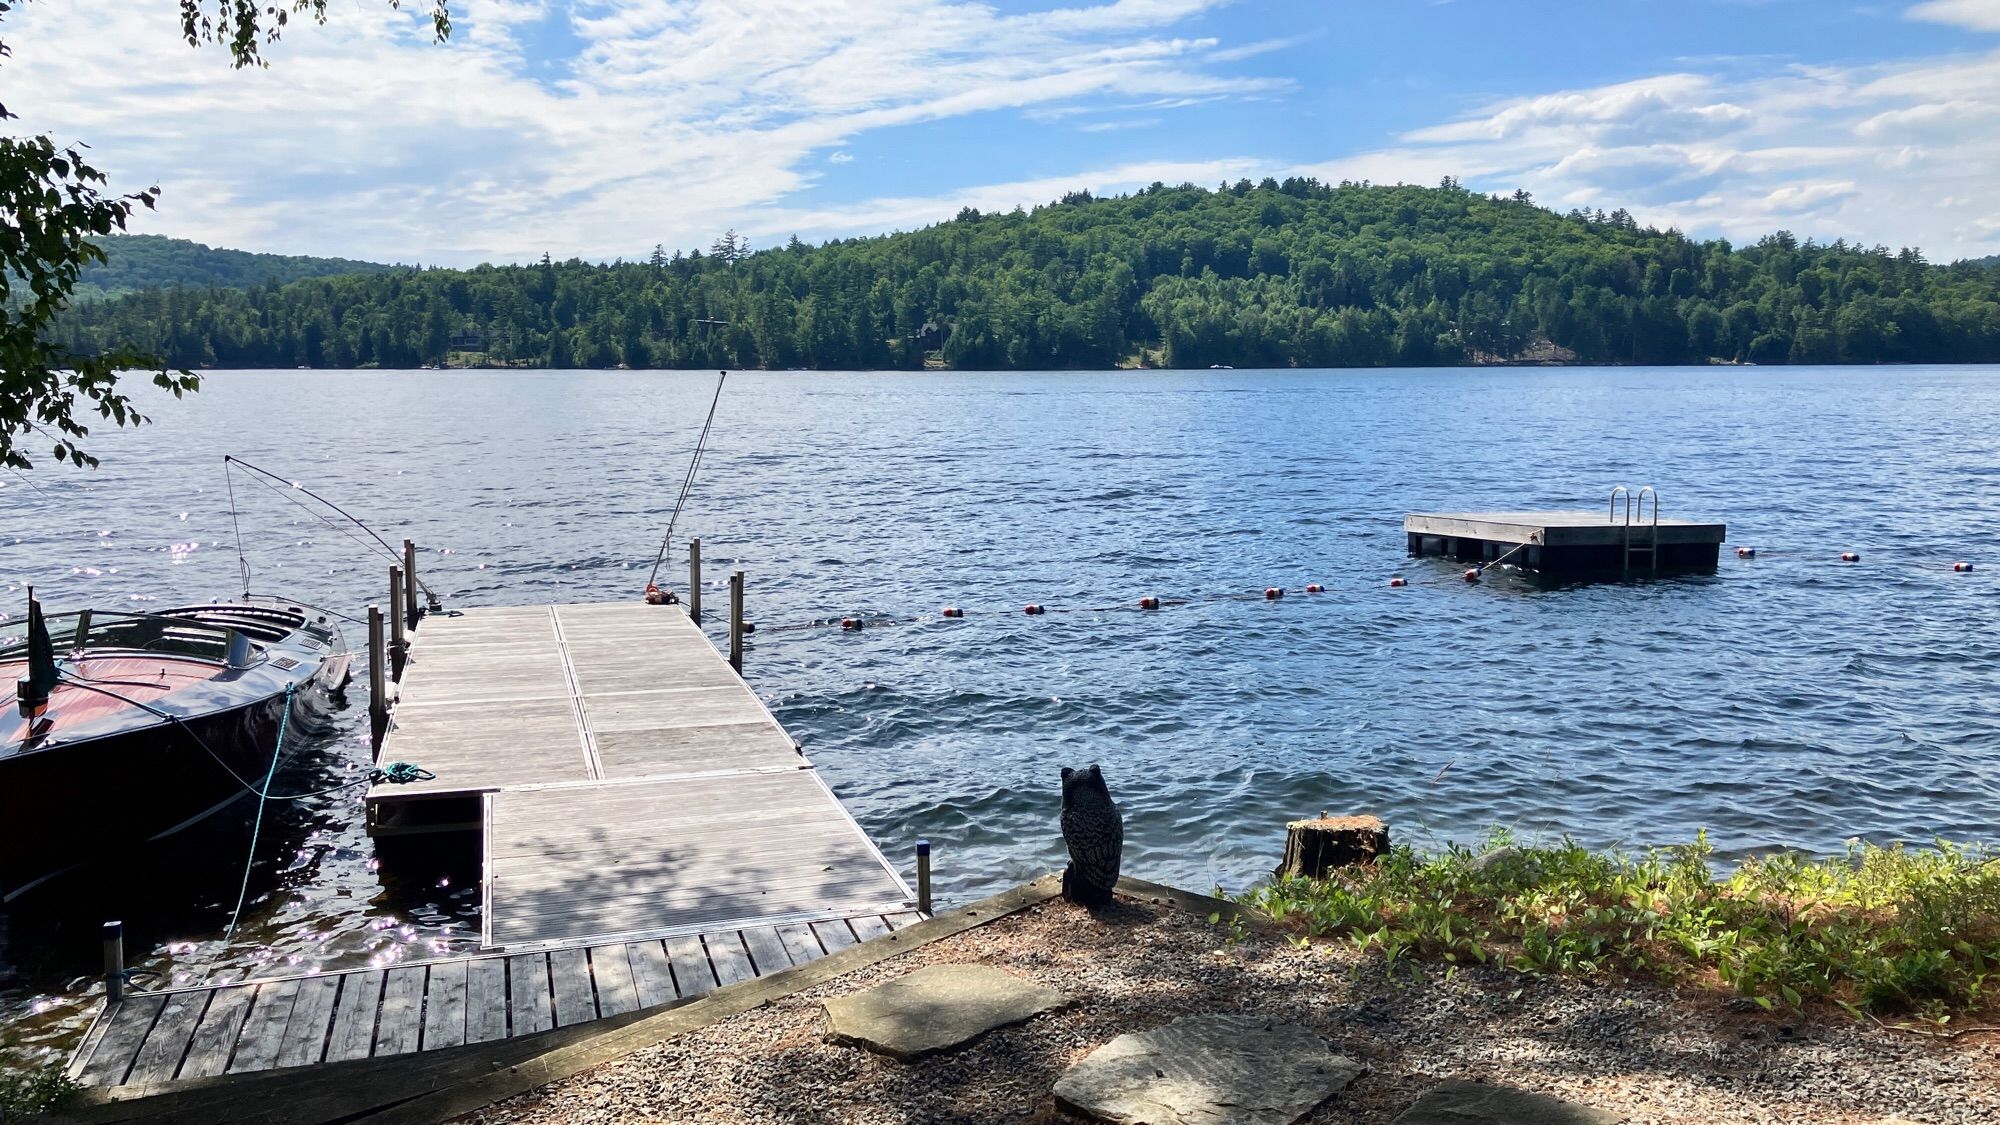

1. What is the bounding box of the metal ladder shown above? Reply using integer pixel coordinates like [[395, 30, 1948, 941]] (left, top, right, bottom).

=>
[[1608, 486, 1660, 575]]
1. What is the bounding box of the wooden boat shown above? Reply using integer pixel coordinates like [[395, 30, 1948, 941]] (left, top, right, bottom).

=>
[[0, 595, 352, 902]]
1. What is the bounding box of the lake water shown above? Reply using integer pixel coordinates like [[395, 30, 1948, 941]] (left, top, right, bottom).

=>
[[3, 365, 1997, 1066]]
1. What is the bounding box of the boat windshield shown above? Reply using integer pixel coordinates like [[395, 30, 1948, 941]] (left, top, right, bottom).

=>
[[0, 610, 239, 664]]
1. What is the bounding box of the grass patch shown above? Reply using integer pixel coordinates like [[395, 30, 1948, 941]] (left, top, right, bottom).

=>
[[1235, 831, 2000, 1026], [0, 1063, 78, 1122]]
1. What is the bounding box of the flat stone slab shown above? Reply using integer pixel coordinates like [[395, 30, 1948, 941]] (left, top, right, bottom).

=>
[[822, 963, 1069, 1060], [1390, 1080, 1619, 1125], [1053, 1012, 1365, 1124]]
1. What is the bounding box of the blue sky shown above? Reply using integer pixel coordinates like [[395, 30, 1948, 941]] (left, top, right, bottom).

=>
[[6, 1, 1998, 264]]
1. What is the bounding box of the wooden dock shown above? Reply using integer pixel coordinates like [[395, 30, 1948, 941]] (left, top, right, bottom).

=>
[[67, 910, 920, 1088], [70, 597, 919, 1089], [365, 601, 914, 950], [1407, 495, 1725, 575]]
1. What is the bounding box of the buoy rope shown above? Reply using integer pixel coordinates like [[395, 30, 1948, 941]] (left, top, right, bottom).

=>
[[736, 542, 1986, 637]]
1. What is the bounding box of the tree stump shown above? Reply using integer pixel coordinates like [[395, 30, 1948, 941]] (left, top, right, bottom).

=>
[[1275, 815, 1389, 879]]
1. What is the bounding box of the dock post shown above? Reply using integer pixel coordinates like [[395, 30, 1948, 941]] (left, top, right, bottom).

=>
[[388, 566, 407, 681], [915, 839, 932, 915], [728, 570, 745, 673], [688, 538, 702, 625], [403, 539, 421, 623], [368, 605, 388, 751], [102, 920, 124, 1003]]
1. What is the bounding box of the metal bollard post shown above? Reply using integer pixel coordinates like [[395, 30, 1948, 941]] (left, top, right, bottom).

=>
[[728, 570, 745, 673], [688, 538, 703, 625], [403, 539, 421, 623], [103, 920, 125, 1003], [915, 838, 933, 916], [367, 605, 387, 752], [389, 566, 408, 680]]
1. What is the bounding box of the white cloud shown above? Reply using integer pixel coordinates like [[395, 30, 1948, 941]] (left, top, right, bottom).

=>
[[1908, 0, 2000, 32], [1291, 48, 2000, 258], [0, 0, 1269, 264]]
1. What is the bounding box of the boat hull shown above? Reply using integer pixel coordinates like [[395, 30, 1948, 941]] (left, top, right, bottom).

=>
[[0, 601, 351, 902]]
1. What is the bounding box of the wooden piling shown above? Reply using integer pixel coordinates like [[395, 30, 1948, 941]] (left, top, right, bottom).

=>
[[102, 920, 124, 1004], [728, 571, 744, 673], [688, 538, 702, 625], [403, 539, 421, 622], [389, 566, 407, 681], [368, 605, 387, 751], [916, 839, 932, 916]]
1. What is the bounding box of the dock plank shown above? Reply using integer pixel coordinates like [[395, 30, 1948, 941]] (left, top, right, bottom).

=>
[[465, 958, 508, 1045], [882, 911, 922, 930], [275, 975, 340, 1068], [548, 948, 597, 1027], [423, 959, 469, 1050], [738, 926, 793, 975], [125, 989, 209, 1084], [848, 915, 893, 942], [590, 945, 640, 1017], [75, 994, 165, 1087], [626, 940, 675, 1009], [507, 954, 553, 1035], [324, 970, 385, 1064], [776, 924, 825, 966], [705, 932, 756, 986], [178, 984, 257, 1079], [663, 935, 716, 998], [225, 979, 301, 1074], [375, 967, 427, 1056], [812, 919, 859, 954]]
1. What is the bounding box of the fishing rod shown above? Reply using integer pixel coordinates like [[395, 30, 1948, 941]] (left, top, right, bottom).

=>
[[222, 455, 441, 604], [645, 370, 729, 593]]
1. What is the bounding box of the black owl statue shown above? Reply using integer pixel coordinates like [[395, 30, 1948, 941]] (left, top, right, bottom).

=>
[[1060, 763, 1124, 909]]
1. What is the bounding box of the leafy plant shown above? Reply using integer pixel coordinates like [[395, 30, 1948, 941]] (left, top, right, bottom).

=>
[[1237, 832, 2000, 1018], [0, 1063, 78, 1122]]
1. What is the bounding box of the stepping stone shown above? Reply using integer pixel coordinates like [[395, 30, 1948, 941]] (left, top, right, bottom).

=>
[[1391, 1079, 1618, 1124], [1053, 1012, 1365, 1125], [822, 964, 1069, 1060]]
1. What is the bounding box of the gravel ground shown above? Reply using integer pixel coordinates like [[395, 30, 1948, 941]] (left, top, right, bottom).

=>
[[462, 894, 2000, 1125]]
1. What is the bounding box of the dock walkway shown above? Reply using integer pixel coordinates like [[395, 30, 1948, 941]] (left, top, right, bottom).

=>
[[71, 598, 917, 1088], [368, 601, 913, 949]]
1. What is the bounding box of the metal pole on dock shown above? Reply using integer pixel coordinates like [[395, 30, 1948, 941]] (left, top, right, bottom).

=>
[[728, 570, 745, 674], [403, 539, 421, 623], [388, 566, 407, 681], [915, 839, 932, 915], [688, 538, 702, 625], [368, 605, 388, 751], [102, 920, 124, 1003]]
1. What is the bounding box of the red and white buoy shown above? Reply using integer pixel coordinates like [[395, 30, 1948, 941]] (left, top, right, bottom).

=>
[[941, 606, 964, 618], [1138, 596, 1160, 610], [1024, 603, 1046, 616], [1264, 587, 1284, 599], [1841, 552, 1861, 563], [1304, 584, 1324, 594], [1388, 576, 1407, 588], [1954, 561, 1974, 572], [1462, 568, 1481, 583], [1736, 546, 1756, 559]]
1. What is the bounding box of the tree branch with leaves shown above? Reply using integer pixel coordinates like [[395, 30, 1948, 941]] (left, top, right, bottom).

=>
[[0, 0, 448, 469]]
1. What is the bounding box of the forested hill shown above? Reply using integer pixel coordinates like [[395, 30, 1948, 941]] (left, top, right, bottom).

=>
[[58, 180, 2000, 369], [74, 235, 402, 301]]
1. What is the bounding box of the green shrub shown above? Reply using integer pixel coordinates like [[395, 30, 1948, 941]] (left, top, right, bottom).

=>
[[1237, 831, 2000, 1020], [0, 1063, 79, 1122]]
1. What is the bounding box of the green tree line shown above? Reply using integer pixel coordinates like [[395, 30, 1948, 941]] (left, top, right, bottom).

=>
[[71, 234, 403, 302], [55, 180, 2000, 370]]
